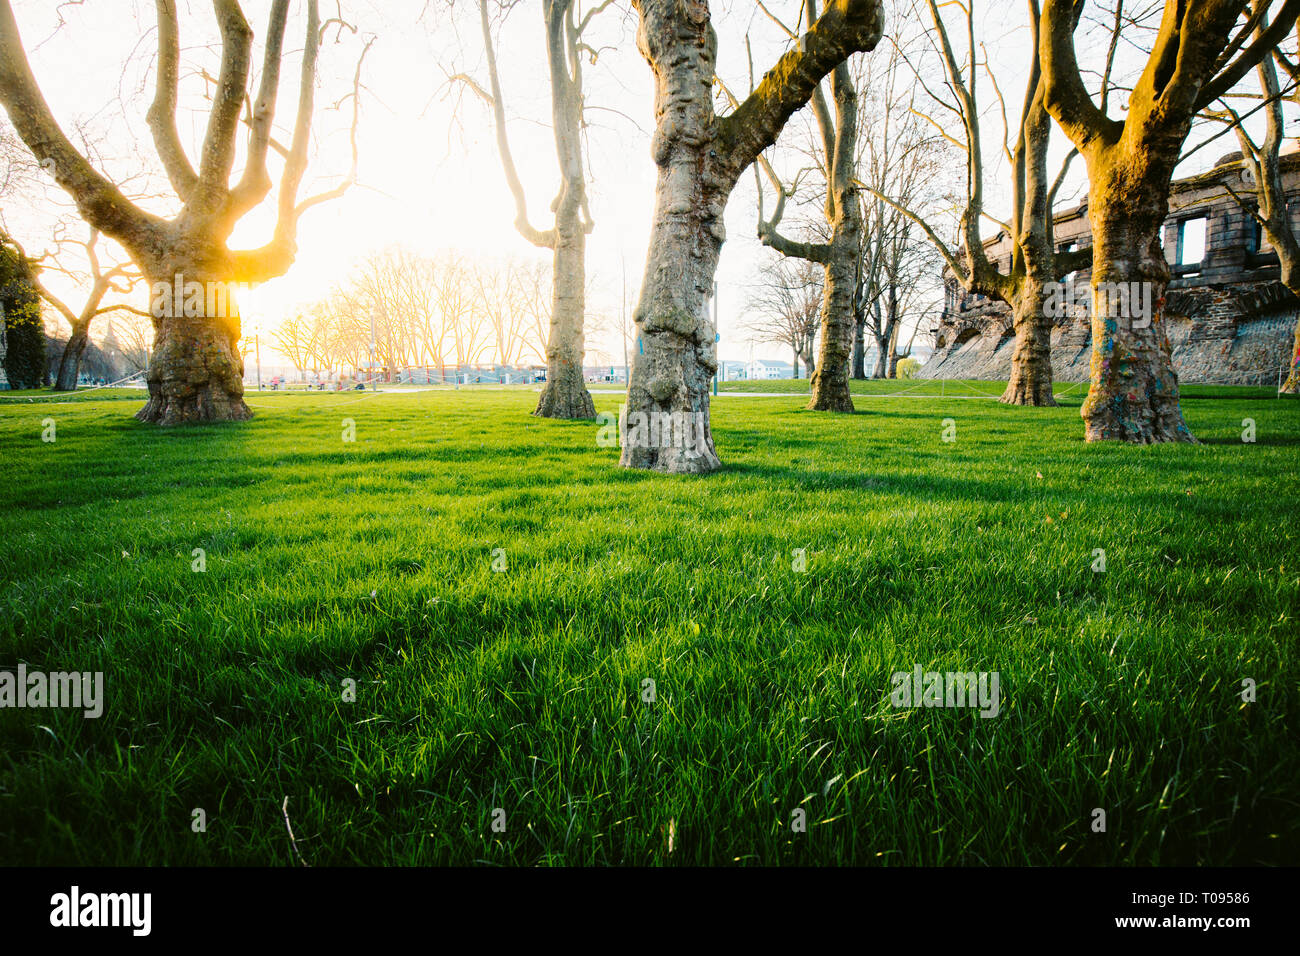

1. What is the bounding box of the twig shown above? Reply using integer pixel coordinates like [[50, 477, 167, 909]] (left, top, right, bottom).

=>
[[281, 796, 311, 867]]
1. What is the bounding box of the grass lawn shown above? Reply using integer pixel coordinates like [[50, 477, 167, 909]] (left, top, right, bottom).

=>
[[1, 387, 1297, 865], [717, 377, 1284, 400]]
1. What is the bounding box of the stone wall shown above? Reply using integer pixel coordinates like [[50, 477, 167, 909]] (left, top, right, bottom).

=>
[[920, 151, 1300, 386]]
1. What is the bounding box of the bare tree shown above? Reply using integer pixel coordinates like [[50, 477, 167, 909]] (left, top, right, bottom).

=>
[[1039, 0, 1299, 441], [450, 0, 614, 417], [740, 1, 862, 412], [863, 0, 1092, 404], [108, 314, 154, 375], [623, 0, 884, 473], [272, 313, 317, 377], [33, 228, 149, 390], [0, 0, 370, 423], [855, 56, 950, 383], [744, 254, 823, 375]]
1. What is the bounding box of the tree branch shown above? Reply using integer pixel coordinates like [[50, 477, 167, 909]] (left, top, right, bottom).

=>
[[230, 0, 290, 215], [192, 0, 253, 215], [145, 0, 198, 200], [473, 0, 556, 249], [718, 0, 884, 176]]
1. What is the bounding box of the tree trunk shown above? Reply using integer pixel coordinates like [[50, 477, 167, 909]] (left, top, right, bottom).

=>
[[136, 276, 251, 424], [620, 4, 731, 472], [800, 338, 816, 380], [1282, 318, 1300, 395], [620, 198, 722, 472], [624, 0, 883, 471], [808, 234, 857, 411], [999, 282, 1057, 406], [534, 220, 595, 418], [54, 322, 90, 391], [886, 347, 899, 379], [531, 0, 595, 421], [850, 310, 866, 378], [870, 335, 888, 378], [1080, 201, 1192, 443]]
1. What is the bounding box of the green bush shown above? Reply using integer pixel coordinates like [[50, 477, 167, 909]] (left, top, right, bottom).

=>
[[0, 238, 44, 390]]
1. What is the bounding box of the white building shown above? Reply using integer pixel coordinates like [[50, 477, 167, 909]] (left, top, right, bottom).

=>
[[746, 359, 795, 380]]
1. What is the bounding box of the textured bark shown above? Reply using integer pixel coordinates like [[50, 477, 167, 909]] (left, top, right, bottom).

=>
[[1079, 193, 1190, 442], [136, 271, 250, 424], [620, 4, 724, 472], [531, 0, 596, 419], [806, 57, 860, 412], [623, 0, 883, 472], [534, 223, 595, 417], [1282, 320, 1300, 395], [807, 228, 857, 411], [999, 284, 1057, 406], [757, 7, 861, 413], [54, 323, 89, 391]]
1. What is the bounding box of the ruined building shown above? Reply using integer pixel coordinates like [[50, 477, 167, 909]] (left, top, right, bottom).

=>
[[921, 150, 1300, 386]]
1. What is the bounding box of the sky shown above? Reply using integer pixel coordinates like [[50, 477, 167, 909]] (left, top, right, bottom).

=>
[[0, 0, 1276, 368]]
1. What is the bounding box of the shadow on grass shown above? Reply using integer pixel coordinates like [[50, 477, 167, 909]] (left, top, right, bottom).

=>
[[1197, 435, 1300, 447]]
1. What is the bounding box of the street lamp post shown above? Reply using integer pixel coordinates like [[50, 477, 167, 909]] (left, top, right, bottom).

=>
[[368, 310, 377, 392], [713, 281, 719, 396]]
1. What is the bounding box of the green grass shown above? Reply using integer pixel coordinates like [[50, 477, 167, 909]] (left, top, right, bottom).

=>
[[1, 387, 1297, 865], [717, 377, 1284, 400]]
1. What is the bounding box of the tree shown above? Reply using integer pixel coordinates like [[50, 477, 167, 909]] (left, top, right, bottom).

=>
[[744, 254, 822, 376], [451, 0, 611, 418], [0, 226, 40, 388], [1039, 0, 1300, 441], [857, 115, 947, 381], [0, 0, 369, 423], [272, 313, 316, 377], [746, 0, 863, 412], [34, 229, 148, 391], [107, 315, 154, 375], [622, 0, 884, 473], [864, 0, 1091, 403]]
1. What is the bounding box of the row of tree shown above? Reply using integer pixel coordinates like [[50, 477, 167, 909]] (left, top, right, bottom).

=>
[[0, 0, 1297, 473], [273, 249, 553, 377]]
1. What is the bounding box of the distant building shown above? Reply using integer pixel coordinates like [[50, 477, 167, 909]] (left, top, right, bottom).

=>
[[746, 358, 795, 380], [720, 360, 747, 381], [584, 365, 628, 383]]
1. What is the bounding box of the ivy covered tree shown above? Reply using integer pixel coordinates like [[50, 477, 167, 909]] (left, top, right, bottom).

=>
[[0, 229, 42, 389]]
